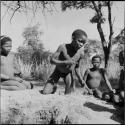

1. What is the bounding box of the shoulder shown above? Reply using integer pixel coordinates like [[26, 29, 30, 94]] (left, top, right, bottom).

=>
[[57, 44, 65, 51], [99, 68, 106, 74], [1, 56, 6, 62], [85, 68, 91, 74]]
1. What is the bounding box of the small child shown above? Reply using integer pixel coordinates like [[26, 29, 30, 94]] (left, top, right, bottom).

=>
[[41, 29, 90, 94], [82, 55, 115, 99], [0, 35, 33, 90]]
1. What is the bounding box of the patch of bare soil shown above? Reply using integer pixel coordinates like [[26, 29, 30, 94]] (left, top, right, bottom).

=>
[[0, 81, 124, 124]]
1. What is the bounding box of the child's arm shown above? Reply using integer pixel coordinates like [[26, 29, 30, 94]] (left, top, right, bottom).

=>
[[75, 58, 89, 88], [51, 44, 76, 66], [75, 65, 85, 87], [102, 69, 115, 93], [83, 69, 89, 84]]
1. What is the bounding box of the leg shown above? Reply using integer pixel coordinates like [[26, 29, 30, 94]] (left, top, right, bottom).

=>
[[1, 80, 27, 90], [120, 91, 124, 99], [1, 85, 23, 91], [93, 88, 102, 99], [64, 73, 74, 94], [70, 71, 76, 91], [102, 92, 112, 102], [42, 68, 60, 94]]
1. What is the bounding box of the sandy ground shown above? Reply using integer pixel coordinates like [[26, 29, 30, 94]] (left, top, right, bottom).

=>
[[0, 81, 124, 124]]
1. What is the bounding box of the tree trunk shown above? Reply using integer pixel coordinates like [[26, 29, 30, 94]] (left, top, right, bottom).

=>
[[104, 46, 110, 68], [92, 1, 113, 69], [96, 23, 109, 68]]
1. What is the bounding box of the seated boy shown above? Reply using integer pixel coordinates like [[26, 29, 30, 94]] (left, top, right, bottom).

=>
[[0, 35, 33, 91], [41, 29, 91, 94], [82, 55, 115, 99]]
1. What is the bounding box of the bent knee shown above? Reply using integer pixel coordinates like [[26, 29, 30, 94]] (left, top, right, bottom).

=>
[[22, 81, 32, 89], [120, 91, 124, 99], [43, 83, 56, 94]]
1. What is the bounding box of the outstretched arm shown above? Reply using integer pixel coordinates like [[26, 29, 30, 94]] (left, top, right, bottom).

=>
[[75, 65, 85, 87], [75, 58, 88, 87], [75, 65, 93, 94], [102, 69, 115, 93]]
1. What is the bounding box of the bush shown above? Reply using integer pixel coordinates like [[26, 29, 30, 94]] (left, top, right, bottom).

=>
[[16, 55, 55, 82], [32, 60, 55, 81]]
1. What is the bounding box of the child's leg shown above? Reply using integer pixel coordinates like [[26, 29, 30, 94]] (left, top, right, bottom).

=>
[[93, 88, 102, 99], [120, 91, 124, 99], [112, 94, 121, 104], [64, 73, 74, 94], [102, 92, 112, 102], [42, 68, 60, 94], [1, 80, 26, 90], [112, 93, 124, 107], [70, 71, 76, 91], [1, 85, 23, 91]]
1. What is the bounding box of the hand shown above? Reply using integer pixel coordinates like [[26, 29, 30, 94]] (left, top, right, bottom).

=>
[[11, 77, 23, 83], [83, 84, 93, 95], [79, 80, 86, 87], [111, 89, 116, 94], [88, 89, 93, 95]]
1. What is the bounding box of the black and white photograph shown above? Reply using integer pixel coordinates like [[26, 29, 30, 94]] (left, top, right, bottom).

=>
[[1, 1, 124, 124]]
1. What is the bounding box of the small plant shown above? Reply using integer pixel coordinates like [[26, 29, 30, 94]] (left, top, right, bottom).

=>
[[17, 57, 33, 79], [32, 60, 55, 81]]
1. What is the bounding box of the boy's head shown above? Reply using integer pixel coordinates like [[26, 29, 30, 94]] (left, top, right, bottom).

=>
[[0, 35, 12, 56], [71, 29, 88, 50], [91, 55, 101, 69]]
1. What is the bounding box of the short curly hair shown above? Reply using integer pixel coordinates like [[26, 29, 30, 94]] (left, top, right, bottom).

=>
[[72, 29, 87, 39], [92, 55, 101, 62]]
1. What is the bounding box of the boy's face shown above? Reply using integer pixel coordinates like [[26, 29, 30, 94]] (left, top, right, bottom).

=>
[[92, 57, 101, 69], [72, 35, 87, 50], [2, 41, 12, 55]]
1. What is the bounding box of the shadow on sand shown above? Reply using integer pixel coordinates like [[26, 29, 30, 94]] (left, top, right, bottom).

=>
[[84, 102, 124, 124]]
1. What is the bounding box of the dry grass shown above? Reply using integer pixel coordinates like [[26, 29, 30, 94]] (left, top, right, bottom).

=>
[[32, 61, 55, 81], [17, 57, 33, 79], [17, 57, 55, 82], [17, 57, 121, 89], [107, 61, 121, 89]]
